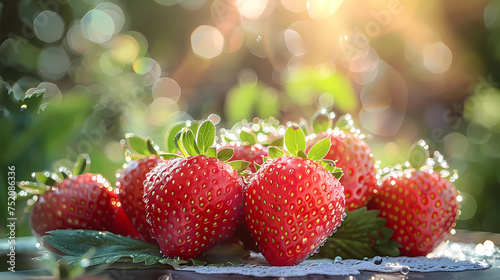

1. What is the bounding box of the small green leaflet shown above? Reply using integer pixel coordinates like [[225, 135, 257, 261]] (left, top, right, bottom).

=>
[[409, 141, 429, 170], [311, 110, 332, 134], [196, 120, 215, 155], [239, 130, 256, 145], [181, 129, 200, 156], [34, 171, 59, 186], [228, 160, 251, 173], [307, 138, 331, 161], [268, 146, 285, 159], [72, 154, 90, 176], [158, 153, 182, 160], [165, 123, 185, 154], [217, 148, 234, 162], [284, 125, 306, 157], [126, 135, 157, 157], [206, 147, 217, 158], [312, 207, 401, 260]]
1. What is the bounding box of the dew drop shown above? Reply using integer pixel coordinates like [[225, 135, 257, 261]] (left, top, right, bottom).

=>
[[334, 256, 342, 263], [256, 35, 262, 42], [80, 258, 90, 268], [363, 257, 369, 261], [20, 104, 27, 111], [345, 276, 357, 280], [401, 266, 410, 275], [373, 256, 383, 265]]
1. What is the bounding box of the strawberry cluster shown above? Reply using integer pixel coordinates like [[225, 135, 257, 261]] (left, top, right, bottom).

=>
[[23, 114, 461, 267]]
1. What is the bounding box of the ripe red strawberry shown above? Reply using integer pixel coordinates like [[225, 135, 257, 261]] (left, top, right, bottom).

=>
[[368, 169, 460, 256], [144, 156, 244, 259], [143, 120, 248, 259], [219, 143, 268, 173], [245, 156, 345, 266], [116, 155, 163, 243], [307, 129, 376, 211], [244, 125, 345, 266], [30, 173, 139, 240]]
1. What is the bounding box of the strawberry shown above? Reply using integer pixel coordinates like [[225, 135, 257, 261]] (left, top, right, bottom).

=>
[[29, 173, 139, 240], [306, 115, 377, 211], [116, 155, 163, 243], [367, 141, 460, 256], [219, 143, 268, 173], [143, 120, 248, 259], [244, 125, 345, 266]]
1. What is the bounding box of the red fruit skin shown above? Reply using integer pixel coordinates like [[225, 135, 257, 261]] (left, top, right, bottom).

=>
[[245, 156, 346, 266], [219, 144, 268, 173], [307, 130, 376, 211], [367, 169, 460, 256], [144, 156, 244, 260], [30, 173, 139, 241], [116, 155, 163, 243]]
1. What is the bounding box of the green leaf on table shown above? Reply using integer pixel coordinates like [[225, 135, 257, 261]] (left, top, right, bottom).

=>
[[239, 130, 256, 145], [217, 148, 234, 162], [312, 207, 401, 260], [284, 125, 305, 157], [307, 138, 330, 161], [42, 229, 188, 269], [268, 146, 285, 159], [196, 120, 215, 155]]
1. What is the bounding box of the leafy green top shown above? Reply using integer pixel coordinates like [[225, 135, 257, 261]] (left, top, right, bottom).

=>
[[264, 125, 343, 179]]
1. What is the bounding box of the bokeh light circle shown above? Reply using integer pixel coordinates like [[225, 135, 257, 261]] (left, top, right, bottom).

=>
[[38, 46, 71, 80], [111, 35, 140, 64], [81, 10, 115, 43], [236, 0, 269, 19], [423, 42, 452, 73], [191, 25, 224, 59], [152, 77, 181, 102], [34, 11, 65, 43]]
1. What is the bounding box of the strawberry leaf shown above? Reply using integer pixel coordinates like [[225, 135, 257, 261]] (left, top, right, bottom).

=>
[[239, 130, 256, 145], [146, 138, 159, 156], [335, 114, 355, 131], [182, 129, 200, 156], [297, 150, 308, 159], [165, 123, 185, 153], [72, 154, 90, 176], [312, 109, 333, 134], [207, 147, 217, 158], [34, 172, 58, 186], [409, 140, 429, 169], [197, 120, 215, 155], [268, 146, 285, 159], [158, 153, 182, 160], [217, 148, 234, 162], [18, 181, 48, 194], [307, 137, 330, 161], [228, 160, 251, 173], [312, 207, 401, 260], [126, 134, 155, 157], [269, 136, 284, 147], [284, 125, 306, 157], [41, 229, 189, 269]]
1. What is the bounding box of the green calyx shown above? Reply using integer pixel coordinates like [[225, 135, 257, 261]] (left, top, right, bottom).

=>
[[313, 207, 401, 260], [18, 154, 91, 210], [167, 119, 250, 173], [265, 125, 343, 179], [378, 139, 458, 182]]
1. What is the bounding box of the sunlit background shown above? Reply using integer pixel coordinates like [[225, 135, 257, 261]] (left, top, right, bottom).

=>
[[1, 0, 500, 237]]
